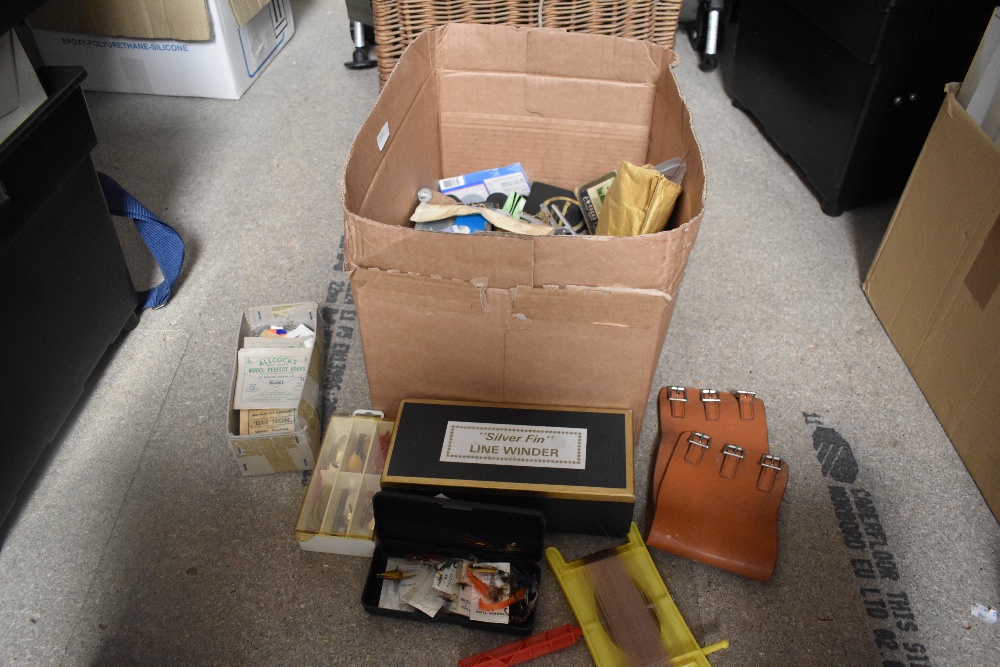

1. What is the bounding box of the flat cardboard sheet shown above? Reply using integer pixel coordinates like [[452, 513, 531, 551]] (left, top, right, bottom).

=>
[[864, 85, 1000, 519]]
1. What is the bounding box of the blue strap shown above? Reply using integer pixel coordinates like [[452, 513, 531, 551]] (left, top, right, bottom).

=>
[[98, 172, 185, 310]]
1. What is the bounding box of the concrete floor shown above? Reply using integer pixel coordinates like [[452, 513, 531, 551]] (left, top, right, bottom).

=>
[[1, 1, 998, 665]]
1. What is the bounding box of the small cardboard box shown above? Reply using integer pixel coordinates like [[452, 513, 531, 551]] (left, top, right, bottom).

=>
[[864, 84, 1000, 520], [341, 23, 706, 441], [294, 411, 394, 557], [28, 0, 294, 99], [227, 303, 325, 475], [381, 399, 634, 535], [361, 491, 545, 635]]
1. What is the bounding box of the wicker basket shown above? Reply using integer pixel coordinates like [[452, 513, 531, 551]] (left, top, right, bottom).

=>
[[372, 0, 683, 87]]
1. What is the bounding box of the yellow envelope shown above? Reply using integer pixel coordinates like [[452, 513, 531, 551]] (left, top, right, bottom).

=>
[[596, 160, 682, 237]]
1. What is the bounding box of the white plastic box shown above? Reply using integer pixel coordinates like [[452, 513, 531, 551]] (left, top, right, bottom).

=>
[[295, 412, 394, 557]]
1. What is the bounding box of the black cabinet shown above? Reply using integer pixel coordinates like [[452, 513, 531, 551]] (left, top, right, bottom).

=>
[[0, 65, 138, 527], [730, 0, 993, 215]]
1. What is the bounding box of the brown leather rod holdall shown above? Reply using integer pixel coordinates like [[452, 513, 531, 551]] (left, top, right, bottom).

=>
[[645, 387, 788, 582]]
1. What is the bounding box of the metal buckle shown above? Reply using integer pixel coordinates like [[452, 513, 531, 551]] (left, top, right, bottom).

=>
[[668, 386, 688, 402], [722, 444, 744, 458], [758, 454, 784, 492], [667, 386, 687, 418], [761, 454, 783, 470], [720, 444, 744, 479], [684, 432, 711, 464], [736, 390, 756, 421], [701, 389, 721, 421], [689, 432, 711, 449]]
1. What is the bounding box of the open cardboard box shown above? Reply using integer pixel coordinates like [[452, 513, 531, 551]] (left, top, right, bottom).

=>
[[28, 0, 293, 99], [227, 303, 325, 475], [341, 23, 706, 439]]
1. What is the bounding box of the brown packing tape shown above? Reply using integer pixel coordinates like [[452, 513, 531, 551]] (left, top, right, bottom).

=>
[[233, 436, 299, 472], [510, 285, 665, 328], [965, 213, 1000, 309], [531, 217, 701, 292], [344, 214, 538, 287], [355, 271, 494, 315], [298, 400, 319, 432]]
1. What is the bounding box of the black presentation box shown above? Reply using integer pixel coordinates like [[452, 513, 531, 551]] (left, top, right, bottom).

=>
[[361, 491, 545, 635], [381, 399, 634, 536]]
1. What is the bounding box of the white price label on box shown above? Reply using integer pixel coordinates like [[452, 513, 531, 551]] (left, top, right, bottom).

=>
[[377, 122, 390, 151]]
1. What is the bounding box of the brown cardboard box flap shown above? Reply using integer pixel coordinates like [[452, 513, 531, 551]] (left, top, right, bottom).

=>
[[30, 0, 271, 40], [342, 23, 705, 293], [351, 269, 671, 435], [864, 86, 1000, 518]]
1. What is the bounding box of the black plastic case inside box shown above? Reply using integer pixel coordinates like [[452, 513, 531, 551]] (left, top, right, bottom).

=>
[[361, 491, 544, 635], [381, 399, 634, 535]]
